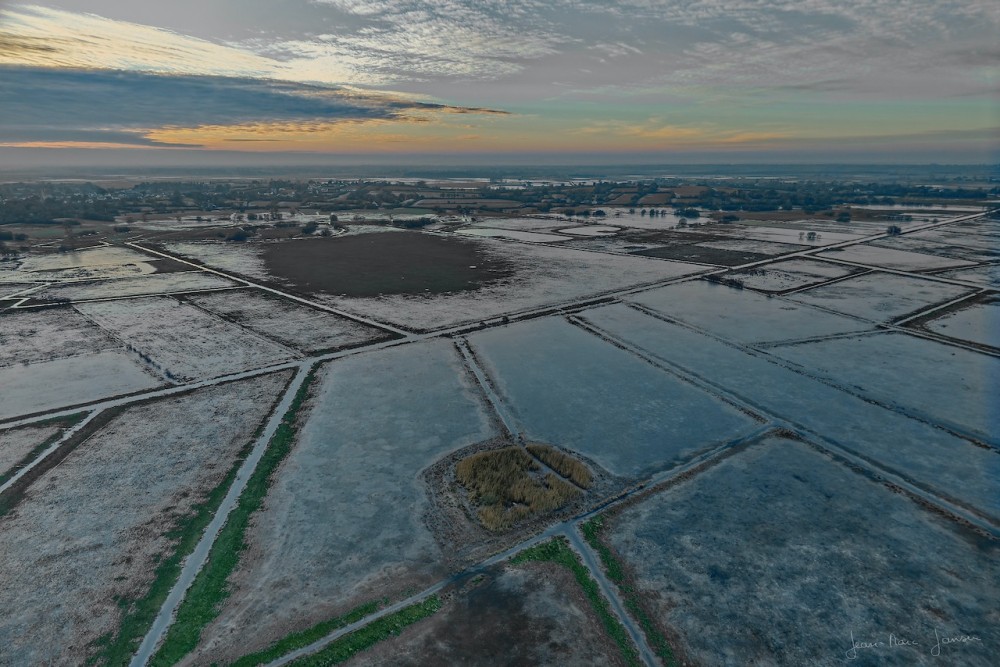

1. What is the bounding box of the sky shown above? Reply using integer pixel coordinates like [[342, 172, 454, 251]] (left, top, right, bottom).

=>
[[0, 0, 997, 166]]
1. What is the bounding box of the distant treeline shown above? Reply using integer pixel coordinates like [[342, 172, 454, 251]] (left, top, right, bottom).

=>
[[0, 196, 117, 225]]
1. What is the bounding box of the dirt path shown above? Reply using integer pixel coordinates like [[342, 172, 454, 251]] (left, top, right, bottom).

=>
[[129, 363, 312, 667]]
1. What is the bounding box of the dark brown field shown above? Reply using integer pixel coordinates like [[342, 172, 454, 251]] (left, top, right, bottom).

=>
[[347, 562, 627, 667], [262, 232, 515, 297]]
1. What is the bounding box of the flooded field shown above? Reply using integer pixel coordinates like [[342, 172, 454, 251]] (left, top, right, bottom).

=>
[[190, 340, 496, 664], [606, 437, 998, 666], [0, 195, 994, 667], [468, 317, 760, 477], [787, 272, 972, 322], [628, 279, 870, 343]]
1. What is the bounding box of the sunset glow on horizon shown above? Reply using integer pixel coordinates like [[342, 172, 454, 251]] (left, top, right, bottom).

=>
[[1, 1, 997, 164]]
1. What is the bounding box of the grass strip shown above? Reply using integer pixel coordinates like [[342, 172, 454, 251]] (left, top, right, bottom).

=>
[[582, 516, 678, 666], [230, 600, 382, 667], [85, 394, 289, 667], [149, 366, 319, 666], [286, 596, 443, 667], [512, 538, 641, 667]]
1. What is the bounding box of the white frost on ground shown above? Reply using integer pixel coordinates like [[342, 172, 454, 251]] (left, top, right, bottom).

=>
[[340, 224, 404, 236], [599, 208, 693, 230], [164, 242, 272, 280], [0, 283, 44, 298], [578, 303, 1000, 520], [769, 332, 1000, 443], [318, 240, 706, 331], [0, 423, 61, 480], [456, 227, 571, 243], [934, 263, 1000, 289], [0, 372, 291, 666], [725, 258, 857, 292], [77, 297, 295, 381], [788, 272, 972, 322], [0, 246, 157, 283], [190, 339, 496, 664], [554, 225, 621, 236], [187, 290, 387, 353], [469, 317, 759, 477], [0, 351, 161, 420], [924, 298, 1000, 349], [608, 437, 999, 666], [867, 236, 1000, 263], [694, 239, 805, 255], [627, 279, 870, 344], [816, 244, 976, 271], [908, 222, 1000, 253], [694, 225, 863, 246], [468, 217, 570, 232], [34, 272, 238, 302], [0, 307, 118, 367]]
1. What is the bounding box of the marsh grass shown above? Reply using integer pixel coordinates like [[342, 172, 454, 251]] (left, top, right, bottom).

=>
[[456, 446, 580, 531], [526, 443, 593, 488]]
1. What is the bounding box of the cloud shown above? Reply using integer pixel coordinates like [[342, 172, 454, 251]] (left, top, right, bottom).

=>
[[0, 5, 285, 79], [0, 66, 506, 148]]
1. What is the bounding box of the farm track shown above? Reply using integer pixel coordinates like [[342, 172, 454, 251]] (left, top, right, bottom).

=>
[[129, 364, 312, 667], [1, 211, 993, 666]]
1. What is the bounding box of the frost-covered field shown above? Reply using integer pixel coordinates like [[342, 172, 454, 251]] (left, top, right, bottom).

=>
[[868, 235, 1000, 263], [187, 290, 388, 353], [0, 246, 157, 283], [924, 298, 1000, 349], [578, 304, 1000, 520], [769, 332, 1000, 443], [816, 244, 975, 271], [0, 372, 290, 666], [694, 239, 805, 255], [319, 240, 706, 331], [607, 437, 998, 666], [0, 282, 43, 297], [77, 297, 295, 380], [702, 225, 863, 246], [34, 272, 239, 302], [935, 263, 1000, 289], [0, 351, 161, 420], [599, 208, 695, 230], [0, 422, 61, 481], [456, 227, 571, 243], [554, 224, 621, 236], [190, 340, 496, 664], [908, 222, 1000, 253], [468, 317, 759, 477], [0, 307, 118, 367], [788, 272, 971, 322], [163, 241, 272, 280], [468, 216, 569, 232], [724, 258, 857, 292], [627, 280, 870, 344]]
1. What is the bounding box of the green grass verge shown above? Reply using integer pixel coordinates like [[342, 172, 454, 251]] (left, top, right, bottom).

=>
[[149, 366, 319, 666], [512, 538, 641, 667], [286, 596, 443, 667], [582, 516, 678, 666], [230, 600, 382, 667], [83, 394, 290, 667]]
